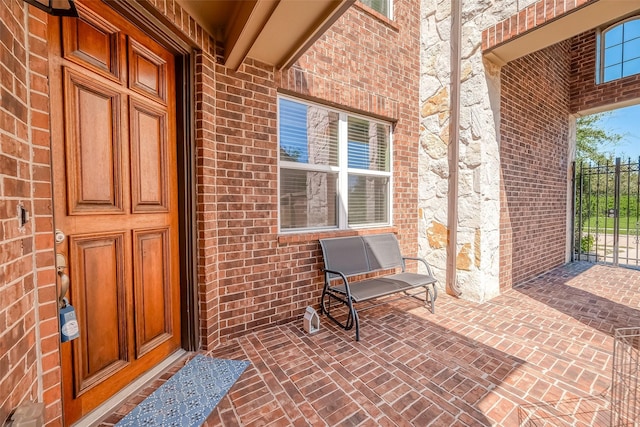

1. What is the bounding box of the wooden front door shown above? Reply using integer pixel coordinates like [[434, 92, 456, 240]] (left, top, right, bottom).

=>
[[49, 2, 181, 423]]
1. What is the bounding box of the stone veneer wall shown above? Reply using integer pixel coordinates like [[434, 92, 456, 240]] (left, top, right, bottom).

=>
[[420, 0, 580, 299], [499, 42, 572, 290], [419, 0, 538, 301]]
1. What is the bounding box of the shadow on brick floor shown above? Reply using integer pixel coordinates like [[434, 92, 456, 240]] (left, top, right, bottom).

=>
[[515, 262, 640, 339], [101, 261, 640, 426]]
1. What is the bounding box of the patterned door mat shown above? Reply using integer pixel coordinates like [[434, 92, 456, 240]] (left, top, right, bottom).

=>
[[116, 355, 250, 427]]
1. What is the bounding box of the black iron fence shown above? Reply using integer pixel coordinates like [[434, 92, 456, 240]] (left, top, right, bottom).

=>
[[574, 158, 640, 267]]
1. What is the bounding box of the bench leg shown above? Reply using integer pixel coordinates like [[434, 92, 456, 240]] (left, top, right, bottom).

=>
[[320, 285, 329, 315], [430, 283, 437, 314], [349, 300, 360, 342], [334, 296, 360, 341], [425, 284, 437, 314], [320, 286, 361, 341]]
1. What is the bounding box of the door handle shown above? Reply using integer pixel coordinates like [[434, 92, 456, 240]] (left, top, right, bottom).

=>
[[56, 253, 70, 308]]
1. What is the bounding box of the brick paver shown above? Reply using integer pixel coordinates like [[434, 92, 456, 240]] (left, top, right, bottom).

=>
[[100, 262, 640, 426]]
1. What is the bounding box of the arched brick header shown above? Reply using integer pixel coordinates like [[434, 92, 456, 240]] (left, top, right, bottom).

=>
[[482, 0, 594, 52]]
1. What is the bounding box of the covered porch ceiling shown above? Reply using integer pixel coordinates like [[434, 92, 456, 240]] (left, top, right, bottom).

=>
[[484, 0, 640, 65], [177, 0, 355, 70]]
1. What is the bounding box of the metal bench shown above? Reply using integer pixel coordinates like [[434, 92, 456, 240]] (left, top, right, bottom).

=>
[[319, 233, 438, 341]]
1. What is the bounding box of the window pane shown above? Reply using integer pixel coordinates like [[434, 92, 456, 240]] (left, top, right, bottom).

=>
[[348, 175, 389, 225], [623, 37, 640, 62], [623, 19, 640, 42], [604, 64, 622, 82], [278, 97, 393, 231], [605, 44, 623, 66], [623, 57, 640, 78], [280, 169, 337, 230], [605, 25, 623, 48], [279, 99, 338, 166], [360, 0, 389, 16], [347, 117, 389, 172]]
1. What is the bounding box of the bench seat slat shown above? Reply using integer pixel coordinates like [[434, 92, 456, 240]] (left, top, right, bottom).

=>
[[330, 273, 436, 302], [387, 272, 437, 287]]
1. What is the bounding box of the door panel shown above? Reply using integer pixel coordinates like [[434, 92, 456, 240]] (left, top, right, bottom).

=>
[[70, 234, 128, 394], [51, 1, 181, 424], [134, 228, 172, 358], [130, 99, 168, 212], [63, 7, 122, 81], [128, 38, 167, 102], [64, 69, 123, 213]]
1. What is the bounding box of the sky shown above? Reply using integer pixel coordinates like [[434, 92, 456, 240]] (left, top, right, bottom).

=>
[[598, 104, 640, 160]]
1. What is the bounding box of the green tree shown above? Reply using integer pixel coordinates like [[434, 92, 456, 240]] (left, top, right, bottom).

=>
[[576, 113, 623, 165]]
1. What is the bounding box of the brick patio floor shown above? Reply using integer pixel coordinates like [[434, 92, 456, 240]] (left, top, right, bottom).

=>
[[99, 262, 640, 426]]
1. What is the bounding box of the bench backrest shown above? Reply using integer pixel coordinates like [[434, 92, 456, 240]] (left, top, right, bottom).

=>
[[319, 233, 403, 278], [320, 236, 370, 277], [362, 233, 403, 270]]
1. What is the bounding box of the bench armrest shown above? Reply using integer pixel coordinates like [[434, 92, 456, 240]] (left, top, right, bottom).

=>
[[323, 268, 354, 300], [402, 256, 434, 277]]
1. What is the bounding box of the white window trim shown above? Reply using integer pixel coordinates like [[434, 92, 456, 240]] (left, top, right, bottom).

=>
[[386, 0, 394, 20], [360, 0, 393, 20], [277, 95, 394, 233], [595, 27, 602, 85], [598, 15, 640, 84], [337, 113, 349, 228]]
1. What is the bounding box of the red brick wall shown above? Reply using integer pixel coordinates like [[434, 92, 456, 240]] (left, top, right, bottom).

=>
[[279, 1, 420, 249], [1, 0, 420, 423], [194, 50, 221, 349], [500, 41, 571, 290], [482, 0, 595, 51], [212, 59, 279, 339], [210, 1, 420, 341], [570, 29, 640, 113], [0, 3, 59, 425]]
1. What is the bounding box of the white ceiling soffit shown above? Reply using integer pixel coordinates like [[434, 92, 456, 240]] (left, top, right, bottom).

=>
[[484, 0, 640, 66], [178, 0, 355, 70]]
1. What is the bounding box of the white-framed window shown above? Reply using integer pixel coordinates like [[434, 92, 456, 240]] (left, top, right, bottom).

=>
[[360, 0, 392, 19], [599, 17, 640, 83], [278, 96, 393, 232]]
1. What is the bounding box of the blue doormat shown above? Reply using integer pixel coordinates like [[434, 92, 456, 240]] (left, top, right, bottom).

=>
[[115, 355, 249, 427]]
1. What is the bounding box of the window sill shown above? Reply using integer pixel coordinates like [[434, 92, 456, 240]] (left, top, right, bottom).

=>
[[596, 73, 640, 86], [277, 225, 398, 245], [354, 2, 399, 32]]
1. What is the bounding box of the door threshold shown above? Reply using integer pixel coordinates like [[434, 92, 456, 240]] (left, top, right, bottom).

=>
[[71, 349, 187, 427]]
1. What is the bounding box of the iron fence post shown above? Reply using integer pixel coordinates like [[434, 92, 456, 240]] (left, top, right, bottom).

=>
[[614, 157, 621, 266]]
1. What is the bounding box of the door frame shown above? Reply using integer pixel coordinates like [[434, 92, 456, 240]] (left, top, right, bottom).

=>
[[106, 0, 201, 351], [49, 2, 200, 423], [50, 0, 200, 357]]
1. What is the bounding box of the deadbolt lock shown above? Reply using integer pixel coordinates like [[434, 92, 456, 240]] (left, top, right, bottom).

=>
[[54, 229, 65, 244]]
